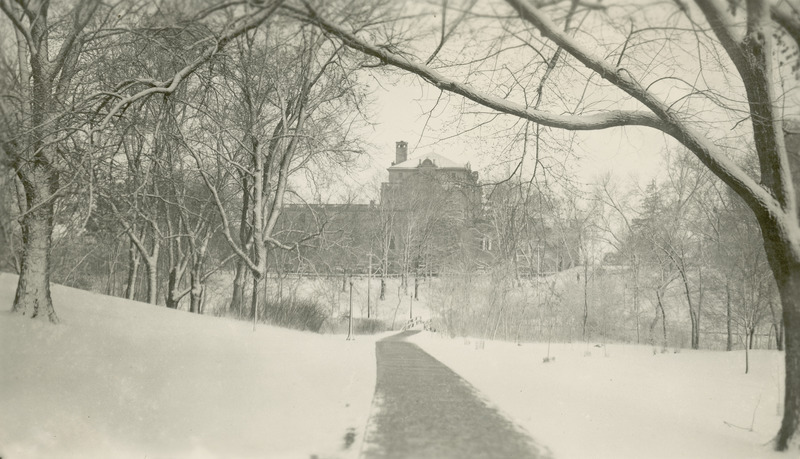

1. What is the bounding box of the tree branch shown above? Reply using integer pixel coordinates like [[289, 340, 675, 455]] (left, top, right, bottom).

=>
[[302, 0, 778, 222], [298, 2, 666, 132], [94, 0, 283, 132], [503, 0, 781, 221], [771, 0, 800, 49]]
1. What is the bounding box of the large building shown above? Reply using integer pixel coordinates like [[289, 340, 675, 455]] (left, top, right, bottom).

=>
[[277, 141, 482, 275], [276, 140, 587, 277], [380, 141, 480, 218]]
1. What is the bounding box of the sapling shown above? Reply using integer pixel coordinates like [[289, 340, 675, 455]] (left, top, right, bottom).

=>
[[724, 396, 761, 432], [739, 328, 750, 374]]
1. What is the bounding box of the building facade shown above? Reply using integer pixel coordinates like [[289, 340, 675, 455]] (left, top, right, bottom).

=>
[[277, 141, 482, 275], [380, 141, 480, 219]]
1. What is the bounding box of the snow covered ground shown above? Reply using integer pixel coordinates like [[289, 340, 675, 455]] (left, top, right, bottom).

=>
[[0, 273, 380, 459], [409, 332, 788, 459], [2, 271, 792, 458]]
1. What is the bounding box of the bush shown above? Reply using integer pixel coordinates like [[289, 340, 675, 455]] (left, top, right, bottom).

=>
[[261, 297, 328, 333], [321, 317, 387, 335], [355, 318, 386, 334]]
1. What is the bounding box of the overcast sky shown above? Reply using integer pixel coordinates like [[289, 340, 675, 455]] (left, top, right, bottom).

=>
[[352, 71, 667, 195]]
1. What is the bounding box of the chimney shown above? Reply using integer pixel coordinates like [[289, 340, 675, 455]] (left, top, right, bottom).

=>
[[395, 141, 408, 164]]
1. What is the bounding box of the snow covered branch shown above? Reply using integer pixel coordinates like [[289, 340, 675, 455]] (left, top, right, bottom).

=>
[[297, 3, 665, 133], [95, 0, 284, 132]]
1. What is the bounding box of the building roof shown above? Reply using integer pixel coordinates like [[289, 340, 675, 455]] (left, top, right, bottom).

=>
[[388, 152, 469, 171]]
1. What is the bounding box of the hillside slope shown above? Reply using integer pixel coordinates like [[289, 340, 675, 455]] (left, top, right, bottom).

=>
[[0, 273, 377, 459]]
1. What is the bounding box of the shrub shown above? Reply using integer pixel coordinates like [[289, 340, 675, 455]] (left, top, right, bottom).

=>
[[261, 297, 328, 333], [355, 318, 386, 334], [321, 317, 386, 335]]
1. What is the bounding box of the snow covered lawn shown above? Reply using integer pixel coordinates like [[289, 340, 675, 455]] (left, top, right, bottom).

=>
[[0, 273, 379, 459], [409, 332, 788, 458], [2, 271, 792, 459]]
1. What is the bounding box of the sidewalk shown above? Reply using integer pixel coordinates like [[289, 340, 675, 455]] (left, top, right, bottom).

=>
[[361, 331, 549, 458]]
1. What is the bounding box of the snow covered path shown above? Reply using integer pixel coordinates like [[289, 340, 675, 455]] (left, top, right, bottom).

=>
[[361, 331, 548, 458]]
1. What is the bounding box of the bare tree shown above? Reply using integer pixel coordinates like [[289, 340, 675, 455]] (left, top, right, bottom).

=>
[[302, 0, 800, 447], [596, 173, 649, 343], [374, 193, 397, 300], [160, 139, 227, 313], [640, 152, 710, 349], [0, 0, 105, 322], [393, 178, 463, 290], [100, 109, 168, 306], [186, 22, 364, 322], [0, 0, 283, 321]]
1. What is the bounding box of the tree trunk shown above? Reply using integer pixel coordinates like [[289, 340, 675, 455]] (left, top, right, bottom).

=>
[[143, 244, 159, 305], [726, 282, 733, 351], [230, 260, 248, 316], [649, 310, 659, 348], [677, 265, 699, 350], [767, 246, 800, 450], [656, 289, 667, 351], [250, 258, 267, 322], [199, 284, 206, 315], [401, 241, 410, 290], [491, 286, 508, 340], [770, 299, 785, 351], [12, 167, 58, 323], [106, 242, 121, 297], [146, 261, 157, 305], [380, 251, 389, 300], [230, 172, 251, 315], [251, 276, 259, 320], [166, 267, 180, 309], [513, 251, 522, 288], [697, 259, 704, 349], [745, 333, 750, 374], [632, 256, 640, 344], [10, 30, 63, 324], [189, 269, 203, 314], [582, 255, 589, 341], [251, 268, 266, 322], [125, 241, 140, 300], [391, 286, 403, 330]]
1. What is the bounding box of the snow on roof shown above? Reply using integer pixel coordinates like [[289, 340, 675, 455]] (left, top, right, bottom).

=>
[[389, 152, 469, 170]]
